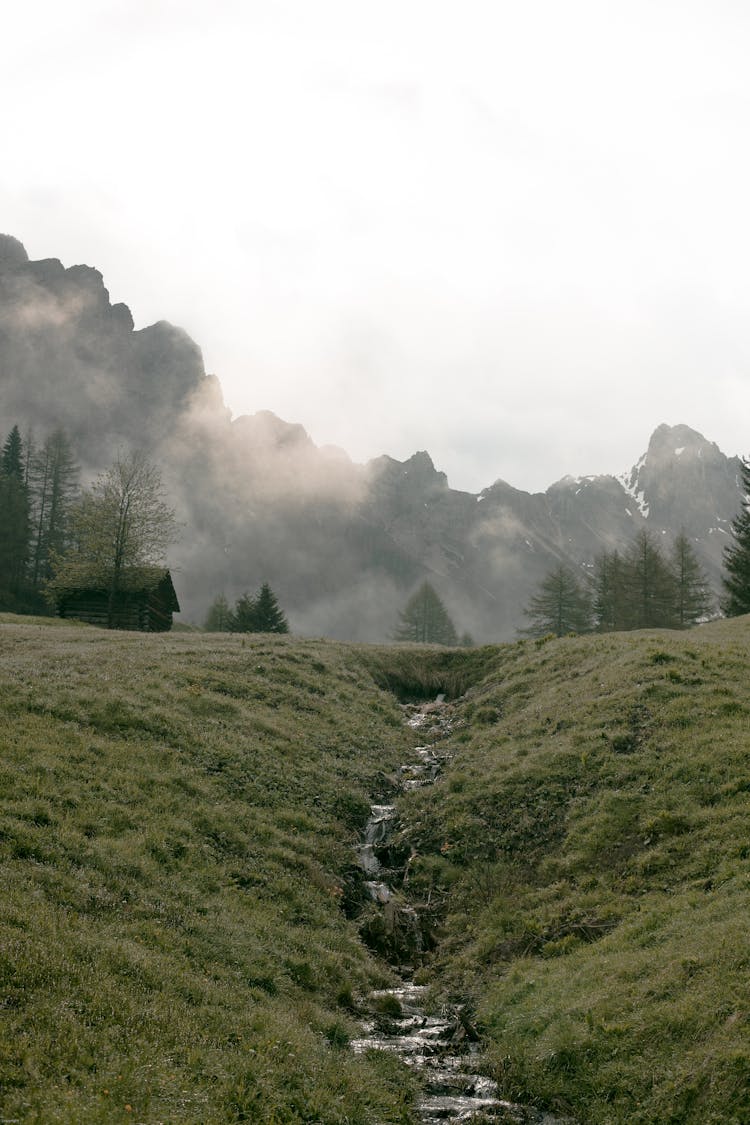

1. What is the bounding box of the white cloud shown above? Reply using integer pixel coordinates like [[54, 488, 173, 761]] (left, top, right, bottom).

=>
[[3, 0, 750, 490]]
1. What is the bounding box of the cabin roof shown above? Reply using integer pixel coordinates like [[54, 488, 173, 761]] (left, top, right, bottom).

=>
[[53, 567, 180, 611]]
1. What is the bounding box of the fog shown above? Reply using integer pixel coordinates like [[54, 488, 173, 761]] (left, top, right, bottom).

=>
[[2, 3, 750, 492], [0, 236, 743, 641]]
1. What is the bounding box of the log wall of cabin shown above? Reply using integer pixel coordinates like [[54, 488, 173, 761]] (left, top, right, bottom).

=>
[[57, 591, 174, 632]]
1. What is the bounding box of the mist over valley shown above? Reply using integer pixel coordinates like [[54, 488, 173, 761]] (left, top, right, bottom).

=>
[[0, 234, 743, 640]]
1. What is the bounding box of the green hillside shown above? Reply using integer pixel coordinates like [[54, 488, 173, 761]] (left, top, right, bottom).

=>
[[2, 617, 750, 1122], [400, 618, 750, 1124], [0, 623, 419, 1123]]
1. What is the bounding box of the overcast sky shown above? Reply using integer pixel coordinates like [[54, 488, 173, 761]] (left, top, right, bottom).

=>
[[3, 1, 750, 492]]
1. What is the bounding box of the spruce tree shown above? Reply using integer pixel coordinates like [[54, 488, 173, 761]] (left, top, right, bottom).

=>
[[252, 582, 289, 633], [2, 425, 24, 479], [29, 429, 79, 589], [626, 530, 678, 629], [671, 531, 712, 627], [229, 592, 257, 632], [521, 565, 592, 638], [592, 549, 631, 632], [204, 592, 233, 631], [394, 581, 458, 645], [0, 425, 30, 602], [722, 457, 750, 616], [229, 584, 289, 633]]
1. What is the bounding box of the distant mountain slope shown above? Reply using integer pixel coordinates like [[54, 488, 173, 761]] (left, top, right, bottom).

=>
[[0, 235, 742, 639], [0, 234, 208, 465]]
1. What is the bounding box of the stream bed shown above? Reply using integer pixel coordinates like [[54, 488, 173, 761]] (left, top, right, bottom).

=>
[[351, 700, 566, 1125]]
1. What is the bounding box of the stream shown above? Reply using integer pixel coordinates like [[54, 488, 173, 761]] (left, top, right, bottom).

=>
[[350, 699, 566, 1125]]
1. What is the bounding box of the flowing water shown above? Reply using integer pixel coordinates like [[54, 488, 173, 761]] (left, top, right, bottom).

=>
[[351, 700, 567, 1125]]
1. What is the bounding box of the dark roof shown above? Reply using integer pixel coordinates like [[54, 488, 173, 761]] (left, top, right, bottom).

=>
[[53, 567, 180, 611]]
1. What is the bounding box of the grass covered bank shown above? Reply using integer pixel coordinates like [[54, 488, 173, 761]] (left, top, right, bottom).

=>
[[4, 616, 750, 1122], [0, 622, 420, 1124], [398, 618, 750, 1123]]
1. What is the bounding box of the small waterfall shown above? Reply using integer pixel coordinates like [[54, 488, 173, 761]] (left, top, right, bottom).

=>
[[352, 699, 567, 1124]]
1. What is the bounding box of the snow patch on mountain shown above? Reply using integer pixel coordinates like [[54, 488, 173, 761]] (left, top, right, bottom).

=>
[[617, 453, 650, 518]]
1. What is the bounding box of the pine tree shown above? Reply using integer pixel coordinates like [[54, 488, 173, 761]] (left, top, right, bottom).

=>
[[204, 592, 233, 631], [2, 425, 24, 479], [626, 530, 678, 629], [252, 582, 289, 633], [229, 584, 289, 633], [521, 565, 592, 638], [394, 581, 458, 645], [229, 592, 258, 633], [29, 429, 79, 589], [671, 531, 712, 627], [722, 457, 750, 617], [0, 425, 30, 602], [592, 549, 631, 632]]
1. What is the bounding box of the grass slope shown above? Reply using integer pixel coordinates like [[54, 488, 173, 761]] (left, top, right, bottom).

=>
[[398, 618, 750, 1124], [0, 623, 419, 1124], [4, 618, 750, 1123]]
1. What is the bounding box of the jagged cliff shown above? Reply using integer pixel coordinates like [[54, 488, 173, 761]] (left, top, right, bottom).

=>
[[0, 235, 742, 639]]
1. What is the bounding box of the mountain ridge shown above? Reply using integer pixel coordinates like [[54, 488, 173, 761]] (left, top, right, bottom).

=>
[[0, 234, 742, 639]]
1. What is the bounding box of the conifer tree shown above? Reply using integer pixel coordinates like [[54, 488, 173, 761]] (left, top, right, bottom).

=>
[[521, 564, 592, 637], [394, 581, 458, 645], [204, 592, 233, 631], [29, 429, 79, 589], [252, 582, 289, 633], [2, 424, 24, 479], [671, 531, 712, 627], [722, 457, 750, 617], [626, 530, 678, 629], [229, 584, 289, 633], [229, 592, 258, 633], [0, 425, 30, 601], [592, 549, 631, 632]]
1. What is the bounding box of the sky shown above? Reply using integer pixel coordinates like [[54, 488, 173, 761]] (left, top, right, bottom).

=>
[[3, 0, 750, 493]]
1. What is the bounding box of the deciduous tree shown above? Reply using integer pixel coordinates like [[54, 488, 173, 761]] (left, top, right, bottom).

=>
[[50, 450, 178, 627]]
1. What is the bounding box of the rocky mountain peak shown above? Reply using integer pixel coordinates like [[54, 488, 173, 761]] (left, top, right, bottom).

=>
[[614, 422, 740, 542], [644, 423, 724, 468], [0, 234, 29, 269]]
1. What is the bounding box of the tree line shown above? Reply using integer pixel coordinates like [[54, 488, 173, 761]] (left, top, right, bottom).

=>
[[0, 424, 180, 626], [5, 418, 750, 642], [522, 530, 712, 638], [395, 456, 750, 645], [1, 421, 293, 632], [0, 424, 79, 612], [204, 585, 289, 634]]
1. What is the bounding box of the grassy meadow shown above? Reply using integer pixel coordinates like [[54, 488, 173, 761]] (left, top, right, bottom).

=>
[[0, 620, 419, 1123], [2, 615, 750, 1122], [400, 617, 750, 1124]]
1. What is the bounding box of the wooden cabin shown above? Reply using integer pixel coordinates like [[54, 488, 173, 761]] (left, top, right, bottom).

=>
[[55, 568, 180, 632]]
